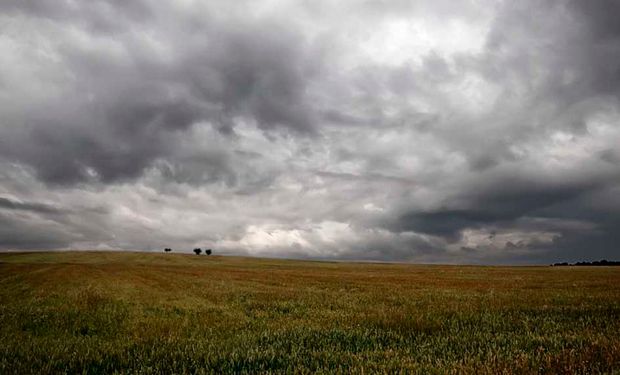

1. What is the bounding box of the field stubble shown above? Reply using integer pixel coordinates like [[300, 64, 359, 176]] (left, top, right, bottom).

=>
[[1, 251, 619, 373]]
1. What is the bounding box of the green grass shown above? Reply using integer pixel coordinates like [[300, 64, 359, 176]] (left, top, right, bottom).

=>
[[1, 251, 619, 374]]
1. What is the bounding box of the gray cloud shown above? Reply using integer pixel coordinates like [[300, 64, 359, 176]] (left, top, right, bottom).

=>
[[0, 197, 63, 215], [0, 0, 619, 263], [0, 0, 322, 185]]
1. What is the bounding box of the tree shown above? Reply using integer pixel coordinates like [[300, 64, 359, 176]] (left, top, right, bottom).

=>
[[164, 248, 172, 253], [193, 248, 202, 255], [205, 249, 212, 255]]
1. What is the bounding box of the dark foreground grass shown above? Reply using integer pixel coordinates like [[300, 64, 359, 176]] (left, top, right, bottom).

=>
[[1, 252, 619, 374]]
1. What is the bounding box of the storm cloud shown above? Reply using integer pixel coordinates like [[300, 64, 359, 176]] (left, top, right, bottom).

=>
[[0, 0, 619, 264]]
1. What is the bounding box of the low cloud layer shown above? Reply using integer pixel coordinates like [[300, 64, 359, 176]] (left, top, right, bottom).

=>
[[1, 0, 619, 264]]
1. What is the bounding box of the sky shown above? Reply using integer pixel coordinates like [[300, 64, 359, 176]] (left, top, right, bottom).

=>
[[1, 0, 619, 264]]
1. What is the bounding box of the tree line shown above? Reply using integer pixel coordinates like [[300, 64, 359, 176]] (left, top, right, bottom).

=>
[[551, 259, 620, 266]]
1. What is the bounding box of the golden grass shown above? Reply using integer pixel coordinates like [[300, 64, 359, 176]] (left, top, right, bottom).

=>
[[1, 251, 619, 373]]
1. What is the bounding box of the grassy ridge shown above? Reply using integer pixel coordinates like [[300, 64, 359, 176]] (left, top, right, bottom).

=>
[[1, 251, 619, 374]]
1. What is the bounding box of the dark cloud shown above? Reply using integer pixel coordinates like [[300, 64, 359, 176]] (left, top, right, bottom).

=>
[[0, 0, 619, 263], [395, 171, 612, 238], [0, 215, 74, 250], [0, 197, 63, 215], [567, 0, 620, 100], [569, 0, 620, 42], [0, 0, 321, 186]]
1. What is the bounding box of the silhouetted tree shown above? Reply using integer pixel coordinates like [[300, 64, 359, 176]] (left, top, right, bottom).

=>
[[205, 249, 212, 255], [164, 248, 172, 253], [193, 248, 202, 255]]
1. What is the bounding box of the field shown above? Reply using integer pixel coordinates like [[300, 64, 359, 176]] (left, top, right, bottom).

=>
[[1, 252, 619, 374]]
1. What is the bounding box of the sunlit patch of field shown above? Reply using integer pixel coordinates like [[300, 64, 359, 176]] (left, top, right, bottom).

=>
[[1, 251, 619, 373]]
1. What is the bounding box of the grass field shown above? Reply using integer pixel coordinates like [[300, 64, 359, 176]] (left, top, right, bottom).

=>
[[1, 251, 619, 374]]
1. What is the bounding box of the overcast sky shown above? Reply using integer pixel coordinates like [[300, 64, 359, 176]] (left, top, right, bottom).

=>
[[1, 0, 619, 264]]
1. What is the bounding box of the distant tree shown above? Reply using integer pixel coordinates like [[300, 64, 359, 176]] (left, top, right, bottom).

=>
[[164, 248, 172, 253], [205, 249, 212, 255], [193, 248, 202, 255]]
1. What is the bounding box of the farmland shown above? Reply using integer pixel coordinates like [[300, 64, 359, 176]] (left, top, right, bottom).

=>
[[1, 251, 619, 373]]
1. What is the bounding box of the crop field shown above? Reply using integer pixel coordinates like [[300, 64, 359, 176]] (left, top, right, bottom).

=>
[[1, 251, 619, 374]]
